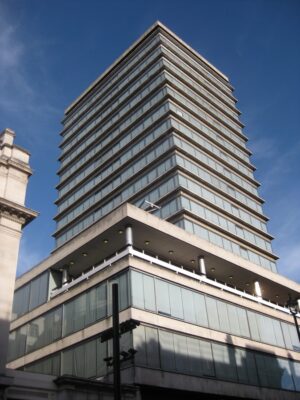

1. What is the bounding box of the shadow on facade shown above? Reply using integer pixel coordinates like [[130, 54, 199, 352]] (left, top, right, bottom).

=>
[[132, 329, 298, 398]]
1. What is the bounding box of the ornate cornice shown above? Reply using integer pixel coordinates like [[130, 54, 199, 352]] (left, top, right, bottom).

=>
[[0, 155, 33, 176], [0, 197, 38, 227]]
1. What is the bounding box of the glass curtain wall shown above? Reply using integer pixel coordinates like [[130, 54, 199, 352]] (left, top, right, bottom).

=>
[[130, 270, 299, 352], [133, 325, 300, 392]]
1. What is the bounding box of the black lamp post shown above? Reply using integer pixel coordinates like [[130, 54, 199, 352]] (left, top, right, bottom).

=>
[[101, 283, 139, 400], [287, 294, 300, 343]]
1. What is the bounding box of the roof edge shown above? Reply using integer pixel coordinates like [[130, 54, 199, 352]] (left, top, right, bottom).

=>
[[64, 21, 229, 116]]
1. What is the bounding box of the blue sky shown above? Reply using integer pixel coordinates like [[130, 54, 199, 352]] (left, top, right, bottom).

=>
[[1, 0, 299, 282]]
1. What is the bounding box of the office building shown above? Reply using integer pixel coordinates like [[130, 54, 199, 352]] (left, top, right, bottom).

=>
[[6, 22, 300, 399]]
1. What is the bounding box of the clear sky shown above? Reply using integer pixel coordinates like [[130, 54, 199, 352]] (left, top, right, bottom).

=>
[[1, 0, 299, 282]]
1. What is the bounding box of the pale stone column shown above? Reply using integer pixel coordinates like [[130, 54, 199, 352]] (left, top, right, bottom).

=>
[[0, 129, 38, 376]]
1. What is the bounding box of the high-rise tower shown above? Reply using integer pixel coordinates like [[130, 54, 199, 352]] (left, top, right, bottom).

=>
[[7, 22, 300, 400], [55, 22, 276, 276]]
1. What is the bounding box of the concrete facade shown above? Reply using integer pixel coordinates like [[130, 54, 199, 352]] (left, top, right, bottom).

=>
[[5, 22, 300, 400]]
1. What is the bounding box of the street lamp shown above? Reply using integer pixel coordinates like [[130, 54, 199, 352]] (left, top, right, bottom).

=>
[[286, 294, 300, 343], [100, 283, 139, 400]]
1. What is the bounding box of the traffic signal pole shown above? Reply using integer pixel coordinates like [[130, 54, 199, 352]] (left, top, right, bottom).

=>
[[112, 282, 121, 400]]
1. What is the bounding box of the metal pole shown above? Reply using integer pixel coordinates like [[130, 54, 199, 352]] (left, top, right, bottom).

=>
[[112, 283, 121, 400]]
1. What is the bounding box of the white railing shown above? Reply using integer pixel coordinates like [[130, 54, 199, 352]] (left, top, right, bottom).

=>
[[51, 246, 295, 316]]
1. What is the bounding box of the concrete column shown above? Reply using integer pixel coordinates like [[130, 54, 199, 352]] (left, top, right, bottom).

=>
[[0, 128, 37, 375], [254, 281, 262, 299], [125, 225, 133, 247], [198, 256, 206, 276], [62, 268, 69, 286]]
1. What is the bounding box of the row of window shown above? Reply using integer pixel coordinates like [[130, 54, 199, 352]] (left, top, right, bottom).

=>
[[62, 46, 162, 143], [165, 69, 242, 135], [176, 154, 263, 214], [8, 273, 129, 362], [59, 106, 251, 204], [56, 155, 176, 246], [60, 86, 167, 170], [162, 54, 238, 120], [173, 135, 258, 196], [177, 218, 277, 272], [131, 271, 295, 350], [23, 331, 130, 379], [134, 325, 300, 392], [12, 271, 49, 320], [180, 196, 272, 253], [22, 324, 300, 392], [61, 58, 164, 155], [172, 118, 253, 178], [58, 127, 256, 225], [167, 86, 245, 149], [58, 118, 172, 213], [59, 102, 169, 190], [56, 136, 173, 230], [10, 268, 296, 366], [132, 169, 267, 238], [160, 34, 235, 105], [152, 197, 274, 270], [168, 102, 249, 163], [62, 34, 161, 132], [133, 174, 179, 212], [178, 174, 267, 233]]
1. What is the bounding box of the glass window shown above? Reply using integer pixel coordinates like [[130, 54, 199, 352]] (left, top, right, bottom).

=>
[[84, 340, 97, 378], [24, 353, 61, 375], [186, 336, 202, 376], [96, 338, 108, 377], [29, 272, 49, 311], [133, 325, 147, 366], [174, 334, 189, 373], [12, 284, 30, 320], [212, 342, 237, 381], [227, 304, 241, 337], [292, 360, 300, 391], [108, 272, 129, 314], [26, 306, 62, 353], [86, 286, 96, 326], [131, 271, 144, 309], [206, 297, 220, 330], [236, 307, 250, 338], [256, 353, 283, 389], [193, 292, 209, 327], [278, 358, 295, 390], [7, 325, 27, 361], [143, 274, 156, 311], [159, 330, 176, 371], [145, 326, 160, 369], [63, 298, 75, 336], [169, 284, 184, 319], [235, 348, 258, 385], [199, 339, 215, 377], [247, 311, 260, 342], [281, 322, 300, 351], [155, 279, 171, 316], [182, 288, 196, 324], [73, 293, 87, 332]]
